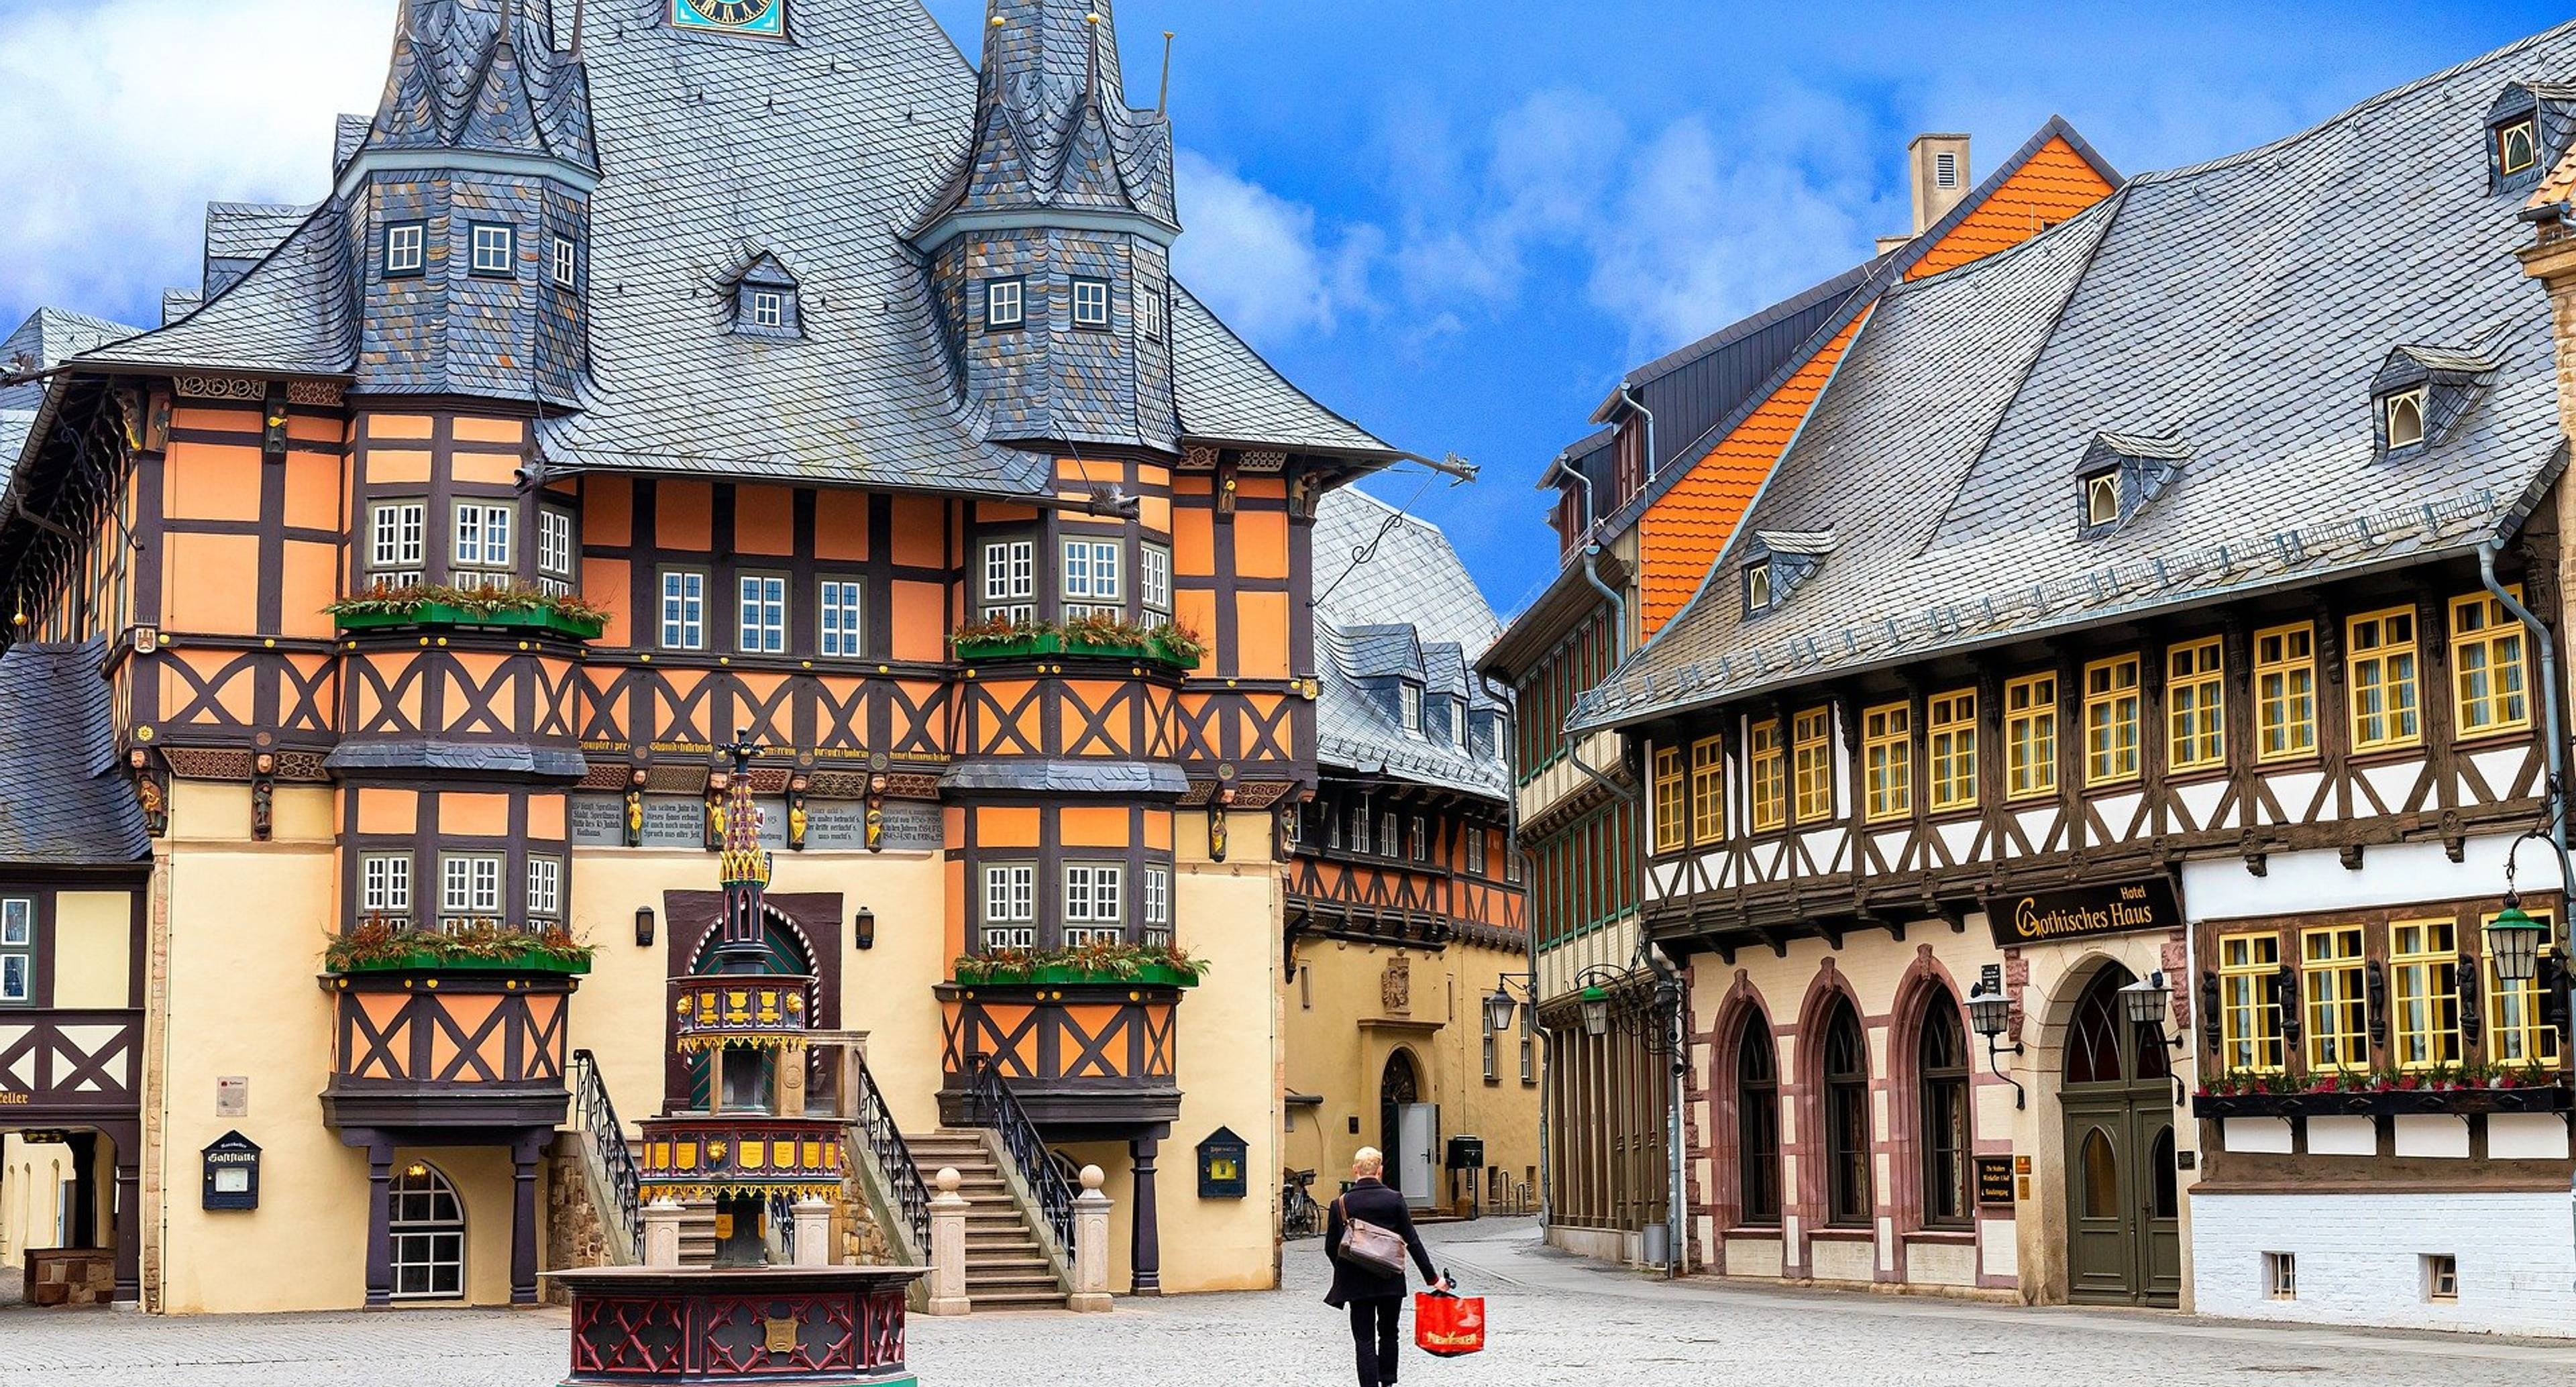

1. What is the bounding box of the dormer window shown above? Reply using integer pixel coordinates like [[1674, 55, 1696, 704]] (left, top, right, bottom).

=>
[[2082, 469, 2121, 529], [384, 221, 427, 279], [2385, 388, 2428, 450], [1745, 561, 1774, 614], [1400, 682, 1424, 734], [1452, 697, 1469, 748], [986, 278, 1025, 331], [2486, 85, 2567, 195], [2075, 431, 2190, 539], [2499, 118, 2538, 178], [751, 291, 786, 329], [469, 223, 515, 278], [1072, 277, 1111, 330], [1741, 529, 1833, 615], [727, 254, 802, 339]]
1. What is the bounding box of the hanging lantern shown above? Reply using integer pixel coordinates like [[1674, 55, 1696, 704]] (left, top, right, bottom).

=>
[[1579, 984, 1612, 1038], [1484, 985, 1519, 1036], [2121, 970, 2174, 1030], [1966, 983, 2012, 1039], [2489, 901, 2548, 984]]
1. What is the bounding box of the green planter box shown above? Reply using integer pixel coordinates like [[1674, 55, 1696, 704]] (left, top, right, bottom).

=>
[[955, 633, 1195, 673], [331, 949, 594, 977], [335, 602, 605, 641], [953, 963, 1201, 989], [955, 632, 1066, 661]]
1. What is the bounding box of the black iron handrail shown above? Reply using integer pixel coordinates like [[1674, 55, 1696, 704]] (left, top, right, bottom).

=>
[[852, 1051, 932, 1257], [962, 1056, 1078, 1261], [570, 1048, 642, 1258]]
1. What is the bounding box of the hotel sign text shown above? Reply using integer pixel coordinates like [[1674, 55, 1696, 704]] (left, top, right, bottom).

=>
[[1984, 878, 2181, 948]]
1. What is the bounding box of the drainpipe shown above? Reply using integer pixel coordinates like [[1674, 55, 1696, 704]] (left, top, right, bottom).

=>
[[2478, 541, 2576, 1289], [1618, 382, 1659, 487]]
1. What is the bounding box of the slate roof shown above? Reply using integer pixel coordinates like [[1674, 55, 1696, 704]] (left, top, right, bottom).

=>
[[69, 0, 1387, 500], [1572, 22, 2576, 732], [203, 201, 319, 297], [0, 640, 151, 867], [1, 309, 141, 492], [1311, 487, 1509, 799]]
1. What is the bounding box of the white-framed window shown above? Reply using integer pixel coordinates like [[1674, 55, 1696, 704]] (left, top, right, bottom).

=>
[[389, 1164, 466, 1300], [1061, 862, 1124, 945], [2265, 1252, 2296, 1301], [360, 854, 413, 924], [1071, 277, 1111, 329], [1746, 561, 1773, 613], [550, 234, 578, 290], [453, 502, 514, 578], [985, 278, 1025, 330], [1380, 811, 1399, 858], [1452, 697, 1470, 748], [981, 863, 1036, 950], [1326, 809, 1343, 851], [1141, 285, 1167, 342], [738, 574, 787, 655], [1465, 827, 1486, 877], [1142, 865, 1171, 946], [439, 853, 503, 926], [526, 857, 562, 921], [1062, 539, 1122, 620], [981, 540, 1036, 624], [660, 571, 706, 650], [2083, 470, 2120, 528], [385, 221, 427, 278], [369, 500, 427, 587], [818, 579, 864, 657], [1410, 815, 1429, 864], [751, 290, 785, 329], [0, 897, 34, 1004], [469, 223, 515, 277], [1140, 544, 1172, 620], [537, 508, 576, 597], [1400, 682, 1424, 734], [1350, 806, 1373, 855], [2386, 388, 2428, 449]]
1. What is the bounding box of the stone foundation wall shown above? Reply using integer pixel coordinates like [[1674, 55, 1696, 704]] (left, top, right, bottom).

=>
[[543, 1136, 614, 1305]]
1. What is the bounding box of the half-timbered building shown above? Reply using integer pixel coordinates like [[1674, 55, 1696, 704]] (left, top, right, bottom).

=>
[[1483, 119, 2121, 1266], [0, 0, 1414, 1312], [1568, 25, 2576, 1333]]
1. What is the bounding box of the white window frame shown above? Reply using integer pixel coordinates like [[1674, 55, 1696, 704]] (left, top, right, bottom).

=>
[[385, 221, 427, 278], [360, 854, 413, 924], [751, 290, 786, 329], [737, 573, 787, 655], [0, 897, 34, 1005], [1071, 277, 1111, 329], [1061, 862, 1125, 946], [1466, 827, 1486, 877], [1350, 806, 1373, 855], [388, 1165, 467, 1301], [981, 539, 1036, 624], [818, 578, 865, 658], [981, 863, 1036, 950], [452, 502, 515, 578], [1410, 815, 1430, 864], [2387, 388, 2428, 449], [985, 278, 1025, 330], [469, 223, 515, 277], [550, 234, 578, 290], [1746, 561, 1772, 612], [439, 853, 504, 926], [370, 500, 427, 588], [1061, 539, 1122, 620], [1452, 696, 1470, 748], [1141, 285, 1167, 342], [525, 856, 562, 921], [659, 570, 707, 651], [2083, 470, 2120, 528], [1142, 865, 1171, 945], [1379, 811, 1399, 858], [1400, 682, 1424, 735], [537, 508, 575, 596], [1140, 543, 1172, 620]]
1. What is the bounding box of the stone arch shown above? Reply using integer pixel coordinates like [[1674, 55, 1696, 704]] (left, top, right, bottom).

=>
[[1790, 959, 1872, 1245], [1702, 970, 1782, 1240], [1884, 946, 1976, 1241]]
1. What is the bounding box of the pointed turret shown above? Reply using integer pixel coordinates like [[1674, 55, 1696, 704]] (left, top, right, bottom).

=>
[[714, 733, 773, 971], [364, 0, 594, 168]]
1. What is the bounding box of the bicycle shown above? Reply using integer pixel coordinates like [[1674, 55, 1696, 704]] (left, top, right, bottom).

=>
[[1281, 1168, 1322, 1239]]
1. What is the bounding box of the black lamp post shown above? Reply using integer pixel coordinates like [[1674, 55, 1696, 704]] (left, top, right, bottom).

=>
[[2121, 969, 2189, 1105], [1966, 981, 2025, 1109]]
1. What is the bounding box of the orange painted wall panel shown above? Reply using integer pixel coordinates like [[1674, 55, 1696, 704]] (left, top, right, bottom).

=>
[[1907, 137, 2116, 280], [452, 417, 526, 446], [1059, 806, 1128, 848], [1233, 512, 1289, 581], [584, 558, 631, 647], [892, 496, 943, 569], [451, 449, 519, 486], [1171, 506, 1214, 577], [1143, 810, 1173, 852], [585, 478, 633, 549], [657, 482, 714, 552], [163, 532, 258, 633], [364, 414, 435, 441], [367, 449, 433, 486], [735, 486, 794, 556], [171, 406, 258, 436], [278, 541, 341, 639], [358, 788, 420, 836], [166, 443, 263, 523], [814, 491, 868, 562], [1236, 591, 1290, 677], [441, 792, 511, 839], [283, 453, 341, 532], [526, 796, 567, 840], [892, 581, 945, 663], [978, 806, 1040, 848]]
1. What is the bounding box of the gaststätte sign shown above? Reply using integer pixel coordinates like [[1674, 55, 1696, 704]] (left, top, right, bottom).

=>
[[1984, 877, 2181, 948]]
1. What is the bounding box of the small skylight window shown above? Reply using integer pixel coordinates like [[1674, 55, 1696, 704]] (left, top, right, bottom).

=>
[[2083, 471, 2121, 529], [1935, 150, 1960, 188], [986, 278, 1024, 331], [2386, 388, 2428, 449], [1072, 277, 1111, 330], [1745, 561, 1774, 613], [2499, 118, 2538, 177]]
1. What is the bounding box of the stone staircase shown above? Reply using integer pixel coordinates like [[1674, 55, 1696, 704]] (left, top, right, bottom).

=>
[[906, 1129, 1073, 1311]]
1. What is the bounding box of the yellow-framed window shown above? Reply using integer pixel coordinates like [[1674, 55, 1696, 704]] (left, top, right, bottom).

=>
[[2253, 622, 2316, 763], [1863, 701, 1913, 823], [2388, 918, 2460, 1070], [2486, 908, 2563, 1067], [1792, 706, 1833, 822], [1689, 736, 1725, 844], [2083, 655, 2142, 785], [2004, 673, 2057, 800], [1652, 745, 1687, 854], [2167, 637, 2225, 773], [1927, 689, 1978, 812], [2347, 606, 2421, 753], [1749, 719, 1786, 833], [2451, 589, 2530, 738], [2218, 932, 2283, 1073], [2301, 924, 2369, 1072]]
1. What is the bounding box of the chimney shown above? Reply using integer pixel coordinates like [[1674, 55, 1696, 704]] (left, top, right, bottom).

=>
[[1909, 133, 1972, 235]]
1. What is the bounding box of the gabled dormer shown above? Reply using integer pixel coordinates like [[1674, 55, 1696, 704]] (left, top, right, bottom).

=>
[[1741, 529, 1834, 618], [2075, 431, 2191, 538], [2487, 82, 2576, 197], [723, 253, 803, 339], [2372, 338, 2500, 458]]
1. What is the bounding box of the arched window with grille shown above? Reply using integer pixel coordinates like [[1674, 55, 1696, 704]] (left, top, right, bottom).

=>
[[1917, 987, 1972, 1229], [1735, 1011, 1780, 1225], [1822, 1001, 1872, 1227], [388, 1162, 466, 1300]]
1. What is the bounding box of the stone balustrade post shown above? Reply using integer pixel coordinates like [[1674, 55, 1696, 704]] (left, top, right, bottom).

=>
[[641, 1199, 685, 1269], [1069, 1165, 1113, 1313], [925, 1168, 971, 1317], [792, 1197, 835, 1268]]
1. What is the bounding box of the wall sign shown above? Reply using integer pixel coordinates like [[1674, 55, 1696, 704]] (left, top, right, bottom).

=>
[[1975, 1156, 2017, 1207], [1984, 877, 2182, 948], [1197, 1127, 1248, 1200], [216, 1074, 249, 1118], [203, 1131, 261, 1211]]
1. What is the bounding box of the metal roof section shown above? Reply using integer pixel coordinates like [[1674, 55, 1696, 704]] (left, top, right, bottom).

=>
[[0, 639, 151, 866]]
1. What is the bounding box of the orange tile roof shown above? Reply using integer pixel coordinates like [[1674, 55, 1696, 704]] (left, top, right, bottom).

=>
[[1907, 137, 2118, 280], [1638, 309, 1870, 638]]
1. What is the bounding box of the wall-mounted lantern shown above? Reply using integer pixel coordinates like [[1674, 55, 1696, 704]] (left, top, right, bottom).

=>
[[853, 907, 877, 952], [635, 905, 657, 948]]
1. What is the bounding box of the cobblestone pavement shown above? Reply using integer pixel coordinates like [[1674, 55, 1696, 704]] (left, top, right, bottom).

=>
[[5, 1221, 2576, 1386]]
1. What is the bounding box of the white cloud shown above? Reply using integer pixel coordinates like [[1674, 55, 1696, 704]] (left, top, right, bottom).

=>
[[1171, 149, 1381, 340], [0, 0, 396, 326]]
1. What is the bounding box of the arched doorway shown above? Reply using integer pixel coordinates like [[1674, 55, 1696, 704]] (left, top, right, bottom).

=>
[[2060, 964, 2180, 1306], [388, 1162, 466, 1301], [1379, 1050, 1434, 1207]]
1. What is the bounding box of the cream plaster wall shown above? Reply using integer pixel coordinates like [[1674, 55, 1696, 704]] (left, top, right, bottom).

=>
[[1, 1133, 71, 1259], [1157, 838, 1285, 1294], [50, 891, 133, 1009]]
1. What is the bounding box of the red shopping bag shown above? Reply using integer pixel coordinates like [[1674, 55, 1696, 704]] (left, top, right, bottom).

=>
[[1414, 1286, 1486, 1358]]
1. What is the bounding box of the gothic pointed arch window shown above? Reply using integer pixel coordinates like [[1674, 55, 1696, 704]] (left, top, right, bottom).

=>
[[1735, 1011, 1780, 1226], [1821, 1000, 1872, 1227], [1917, 987, 1972, 1229]]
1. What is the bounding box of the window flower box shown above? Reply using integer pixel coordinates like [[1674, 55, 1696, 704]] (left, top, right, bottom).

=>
[[951, 944, 1206, 989], [2192, 1083, 2573, 1119], [327, 948, 594, 977], [953, 619, 1205, 673], [325, 921, 595, 977], [326, 584, 610, 641]]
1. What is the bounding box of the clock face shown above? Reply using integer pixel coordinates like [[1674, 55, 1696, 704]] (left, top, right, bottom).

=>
[[673, 0, 783, 36]]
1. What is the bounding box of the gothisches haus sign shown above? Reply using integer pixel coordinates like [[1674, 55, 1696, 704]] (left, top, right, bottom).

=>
[[1984, 878, 2181, 948]]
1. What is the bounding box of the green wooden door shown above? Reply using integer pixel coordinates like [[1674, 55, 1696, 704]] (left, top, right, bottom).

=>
[[2059, 966, 2180, 1307]]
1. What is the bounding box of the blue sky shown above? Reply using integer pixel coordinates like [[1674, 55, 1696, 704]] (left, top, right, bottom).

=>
[[2, 1, 2566, 616]]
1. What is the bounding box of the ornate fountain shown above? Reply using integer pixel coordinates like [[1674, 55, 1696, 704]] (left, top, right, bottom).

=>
[[547, 735, 926, 1386]]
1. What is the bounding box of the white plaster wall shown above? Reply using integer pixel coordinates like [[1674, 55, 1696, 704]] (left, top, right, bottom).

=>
[[2192, 1191, 2576, 1336], [2182, 833, 2559, 924]]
